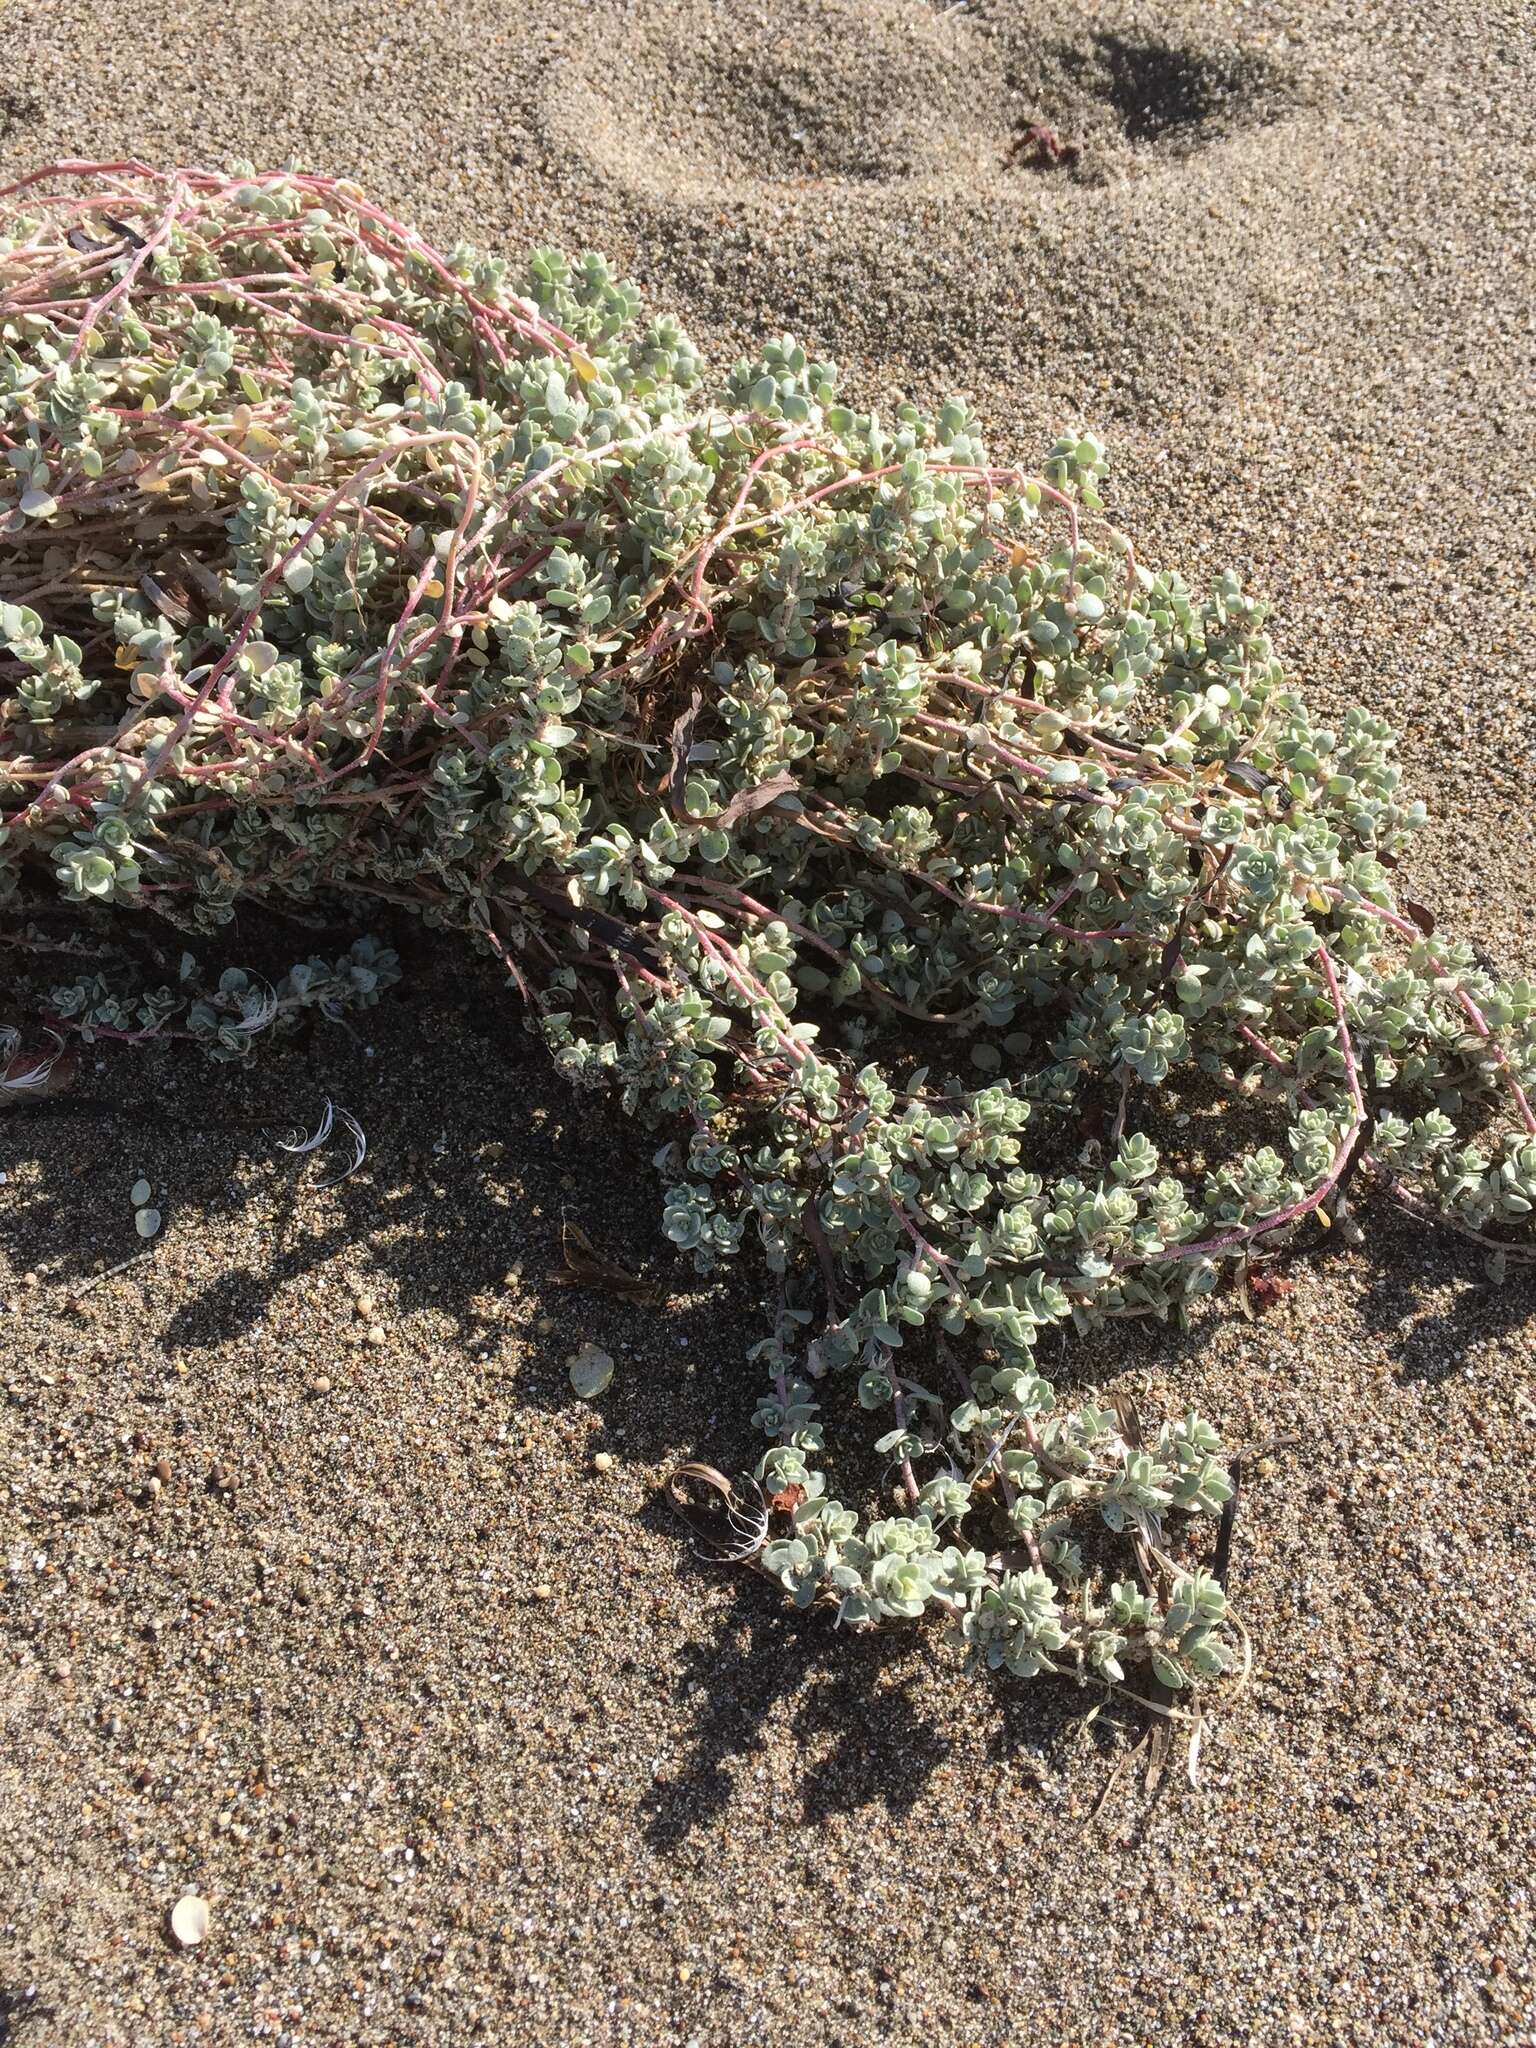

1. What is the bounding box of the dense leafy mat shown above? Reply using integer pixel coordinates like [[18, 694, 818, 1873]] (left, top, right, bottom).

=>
[[4, 164, 1533, 1689]]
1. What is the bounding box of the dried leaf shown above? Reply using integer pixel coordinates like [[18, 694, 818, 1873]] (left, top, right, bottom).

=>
[[66, 214, 144, 258], [548, 1219, 654, 1304], [714, 768, 797, 831], [1401, 897, 1437, 939], [514, 877, 655, 966], [102, 213, 147, 251], [139, 570, 193, 628], [1109, 1389, 1142, 1448], [667, 688, 703, 818], [665, 1462, 768, 1563], [1247, 1269, 1295, 1309], [0, 1029, 76, 1105]]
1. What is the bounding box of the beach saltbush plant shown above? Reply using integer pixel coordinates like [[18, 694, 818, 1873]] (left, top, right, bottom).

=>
[[4, 164, 1534, 1696]]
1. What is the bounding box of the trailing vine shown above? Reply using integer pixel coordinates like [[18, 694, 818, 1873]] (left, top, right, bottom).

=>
[[4, 163, 1533, 1691]]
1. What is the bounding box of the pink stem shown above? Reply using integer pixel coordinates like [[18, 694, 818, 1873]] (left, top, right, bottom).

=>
[[1131, 941, 1364, 1268], [1321, 887, 1536, 1135]]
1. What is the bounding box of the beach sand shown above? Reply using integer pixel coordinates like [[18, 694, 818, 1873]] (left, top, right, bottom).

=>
[[2, 1, 1535, 2041]]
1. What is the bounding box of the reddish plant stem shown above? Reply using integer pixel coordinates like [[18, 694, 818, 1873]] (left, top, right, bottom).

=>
[[650, 891, 809, 1068], [893, 1204, 963, 1293], [679, 875, 974, 1024], [1319, 885, 1536, 1136], [1125, 940, 1365, 1270], [67, 177, 186, 366]]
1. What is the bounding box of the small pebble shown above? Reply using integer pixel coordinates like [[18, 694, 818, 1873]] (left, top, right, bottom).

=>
[[135, 1207, 162, 1240], [354, 1294, 375, 1318], [130, 1177, 152, 1207], [366, 1325, 386, 1348], [309, 1375, 333, 1396], [168, 1894, 210, 1949], [593, 1451, 615, 1474], [531, 1583, 554, 1602], [155, 1457, 172, 1485]]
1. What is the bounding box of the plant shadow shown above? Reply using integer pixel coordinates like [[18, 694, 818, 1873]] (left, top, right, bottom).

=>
[[637, 1538, 1103, 1851], [0, 92, 42, 147], [1339, 1204, 1536, 1385], [0, 933, 691, 1376], [0, 1983, 53, 2046], [6, 930, 1531, 1851]]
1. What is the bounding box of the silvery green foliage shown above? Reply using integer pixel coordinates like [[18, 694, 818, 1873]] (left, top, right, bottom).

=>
[[4, 167, 1535, 1688], [41, 937, 397, 1056]]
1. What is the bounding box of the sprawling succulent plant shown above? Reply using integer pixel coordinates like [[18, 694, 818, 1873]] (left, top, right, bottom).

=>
[[4, 164, 1532, 1692]]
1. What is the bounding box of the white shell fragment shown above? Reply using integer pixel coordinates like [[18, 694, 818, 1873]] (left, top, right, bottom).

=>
[[130, 1177, 152, 1207], [568, 1344, 615, 1400], [135, 1207, 162, 1240], [168, 1893, 210, 1948]]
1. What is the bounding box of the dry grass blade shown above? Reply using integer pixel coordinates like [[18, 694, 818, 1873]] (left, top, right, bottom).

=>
[[665, 1462, 769, 1563], [0, 1026, 73, 1105], [272, 1099, 336, 1157], [224, 976, 280, 1038], [271, 1099, 368, 1189], [712, 768, 797, 829], [65, 1249, 150, 1303], [1213, 1433, 1300, 1591], [312, 1106, 367, 1190]]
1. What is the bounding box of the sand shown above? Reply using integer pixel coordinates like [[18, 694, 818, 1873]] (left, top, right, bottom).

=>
[[2, 0, 1535, 2042]]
